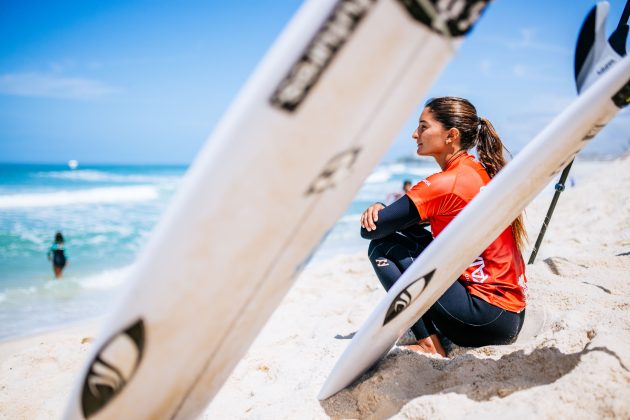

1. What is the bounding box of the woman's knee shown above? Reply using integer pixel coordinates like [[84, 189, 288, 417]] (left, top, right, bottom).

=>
[[367, 238, 387, 261]]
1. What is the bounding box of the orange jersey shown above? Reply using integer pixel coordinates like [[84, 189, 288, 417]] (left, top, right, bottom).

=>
[[406, 153, 527, 313]]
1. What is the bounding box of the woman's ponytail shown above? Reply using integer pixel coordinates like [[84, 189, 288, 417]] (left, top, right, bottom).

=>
[[476, 117, 505, 178], [425, 96, 528, 252], [476, 117, 528, 251]]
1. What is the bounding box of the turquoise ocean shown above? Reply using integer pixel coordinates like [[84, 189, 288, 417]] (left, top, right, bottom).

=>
[[0, 160, 438, 340]]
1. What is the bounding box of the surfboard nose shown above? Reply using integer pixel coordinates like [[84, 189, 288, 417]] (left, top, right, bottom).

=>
[[318, 359, 360, 400], [317, 383, 336, 401]]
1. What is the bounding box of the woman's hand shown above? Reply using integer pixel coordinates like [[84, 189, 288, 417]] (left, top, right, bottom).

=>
[[361, 202, 385, 232]]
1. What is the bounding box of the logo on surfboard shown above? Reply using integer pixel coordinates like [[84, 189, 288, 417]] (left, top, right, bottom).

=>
[[80, 319, 145, 418], [383, 269, 435, 325], [270, 0, 376, 112], [306, 148, 360, 195], [397, 0, 491, 37], [270, 0, 490, 112]]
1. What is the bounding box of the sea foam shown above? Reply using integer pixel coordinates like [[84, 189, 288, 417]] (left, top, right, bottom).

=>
[[0, 186, 159, 209], [35, 169, 180, 184]]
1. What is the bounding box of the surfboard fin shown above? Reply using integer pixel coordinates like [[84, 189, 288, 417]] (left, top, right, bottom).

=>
[[609, 22, 629, 56], [574, 1, 629, 94], [609, 0, 630, 55]]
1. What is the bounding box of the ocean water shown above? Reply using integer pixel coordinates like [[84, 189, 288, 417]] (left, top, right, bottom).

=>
[[0, 160, 438, 340], [0, 164, 183, 340]]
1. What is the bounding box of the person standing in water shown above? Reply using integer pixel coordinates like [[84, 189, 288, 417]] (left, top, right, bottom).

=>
[[385, 179, 413, 204], [47, 231, 68, 279], [361, 97, 527, 356]]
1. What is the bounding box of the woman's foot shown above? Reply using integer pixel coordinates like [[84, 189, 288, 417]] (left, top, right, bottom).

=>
[[404, 334, 446, 357]]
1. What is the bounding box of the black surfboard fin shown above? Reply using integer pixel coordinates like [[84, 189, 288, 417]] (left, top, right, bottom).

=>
[[608, 0, 630, 56], [574, 4, 599, 88]]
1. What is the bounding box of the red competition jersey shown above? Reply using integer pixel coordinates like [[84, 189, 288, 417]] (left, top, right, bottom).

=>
[[406, 153, 527, 313]]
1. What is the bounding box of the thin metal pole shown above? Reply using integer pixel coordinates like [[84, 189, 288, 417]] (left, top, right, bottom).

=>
[[528, 160, 574, 264]]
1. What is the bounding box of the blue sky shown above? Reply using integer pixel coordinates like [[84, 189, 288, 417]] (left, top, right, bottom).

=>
[[1, 0, 628, 164]]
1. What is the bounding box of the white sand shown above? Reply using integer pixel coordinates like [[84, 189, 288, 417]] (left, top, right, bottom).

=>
[[1, 157, 629, 419]]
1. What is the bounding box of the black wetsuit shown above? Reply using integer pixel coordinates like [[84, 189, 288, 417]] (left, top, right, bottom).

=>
[[362, 195, 525, 347], [50, 244, 67, 268]]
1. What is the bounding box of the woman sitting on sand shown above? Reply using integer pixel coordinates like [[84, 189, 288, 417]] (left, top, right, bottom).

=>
[[360, 96, 527, 356]]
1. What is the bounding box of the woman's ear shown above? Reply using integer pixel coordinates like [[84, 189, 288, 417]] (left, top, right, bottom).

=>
[[446, 127, 460, 144]]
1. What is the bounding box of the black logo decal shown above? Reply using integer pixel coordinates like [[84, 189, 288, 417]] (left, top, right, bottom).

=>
[[582, 123, 605, 142], [383, 269, 435, 325], [596, 59, 616, 76], [270, 0, 376, 112], [81, 319, 145, 418], [612, 78, 630, 108], [397, 0, 490, 37], [306, 148, 360, 195]]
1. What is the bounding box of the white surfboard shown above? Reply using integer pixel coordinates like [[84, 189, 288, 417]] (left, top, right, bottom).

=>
[[64, 1, 492, 418], [317, 46, 630, 401]]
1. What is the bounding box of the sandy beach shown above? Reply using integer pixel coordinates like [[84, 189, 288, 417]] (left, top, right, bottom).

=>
[[1, 157, 629, 419]]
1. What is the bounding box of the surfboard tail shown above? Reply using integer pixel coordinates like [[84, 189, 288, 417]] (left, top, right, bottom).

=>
[[575, 1, 629, 93]]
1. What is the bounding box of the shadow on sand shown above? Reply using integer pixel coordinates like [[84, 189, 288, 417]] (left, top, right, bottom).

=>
[[320, 343, 626, 419]]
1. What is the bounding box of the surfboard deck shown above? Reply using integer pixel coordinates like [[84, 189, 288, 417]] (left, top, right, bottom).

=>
[[318, 53, 630, 401], [64, 1, 492, 418]]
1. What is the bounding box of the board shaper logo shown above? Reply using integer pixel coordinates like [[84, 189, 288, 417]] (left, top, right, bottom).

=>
[[383, 269, 435, 326], [397, 0, 490, 37], [270, 0, 376, 112], [596, 59, 616, 76], [81, 319, 145, 418], [306, 148, 360, 195]]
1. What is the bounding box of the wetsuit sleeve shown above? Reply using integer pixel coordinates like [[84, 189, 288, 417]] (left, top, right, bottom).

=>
[[360, 195, 421, 240]]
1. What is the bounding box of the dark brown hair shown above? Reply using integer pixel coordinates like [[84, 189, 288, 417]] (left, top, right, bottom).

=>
[[424, 96, 527, 251]]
